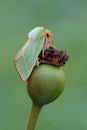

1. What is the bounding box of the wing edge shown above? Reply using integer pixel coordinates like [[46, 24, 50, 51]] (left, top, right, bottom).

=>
[[14, 38, 31, 82]]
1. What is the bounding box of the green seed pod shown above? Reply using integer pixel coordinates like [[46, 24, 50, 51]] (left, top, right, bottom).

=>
[[27, 64, 65, 106]]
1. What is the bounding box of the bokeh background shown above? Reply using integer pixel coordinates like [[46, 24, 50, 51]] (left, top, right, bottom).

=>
[[0, 0, 87, 130]]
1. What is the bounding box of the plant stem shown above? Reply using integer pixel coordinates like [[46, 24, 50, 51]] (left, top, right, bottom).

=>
[[26, 103, 42, 130]]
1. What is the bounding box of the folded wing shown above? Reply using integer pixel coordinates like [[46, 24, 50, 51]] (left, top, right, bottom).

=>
[[14, 38, 44, 82]]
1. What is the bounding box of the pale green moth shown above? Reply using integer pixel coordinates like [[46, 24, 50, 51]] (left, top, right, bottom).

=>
[[14, 27, 53, 82]]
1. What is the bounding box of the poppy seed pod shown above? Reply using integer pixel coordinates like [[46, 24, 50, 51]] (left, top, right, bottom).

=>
[[27, 64, 65, 106]]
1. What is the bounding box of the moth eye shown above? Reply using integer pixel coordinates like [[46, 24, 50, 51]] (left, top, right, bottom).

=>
[[46, 33, 50, 37]]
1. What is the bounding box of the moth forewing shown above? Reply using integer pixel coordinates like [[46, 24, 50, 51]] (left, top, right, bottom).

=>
[[14, 39, 31, 60], [14, 38, 44, 82]]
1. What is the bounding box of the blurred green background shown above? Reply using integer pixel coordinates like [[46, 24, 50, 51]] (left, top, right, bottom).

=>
[[0, 0, 87, 130]]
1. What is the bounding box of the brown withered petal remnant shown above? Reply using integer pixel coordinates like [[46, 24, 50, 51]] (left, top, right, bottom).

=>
[[38, 47, 69, 67]]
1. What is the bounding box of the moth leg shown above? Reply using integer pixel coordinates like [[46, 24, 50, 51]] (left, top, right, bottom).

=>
[[36, 58, 40, 67], [42, 49, 45, 58]]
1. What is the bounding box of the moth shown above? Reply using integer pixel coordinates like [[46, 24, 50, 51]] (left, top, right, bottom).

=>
[[14, 27, 54, 82]]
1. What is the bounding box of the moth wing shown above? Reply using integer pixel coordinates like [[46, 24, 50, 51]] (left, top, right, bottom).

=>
[[14, 38, 44, 82]]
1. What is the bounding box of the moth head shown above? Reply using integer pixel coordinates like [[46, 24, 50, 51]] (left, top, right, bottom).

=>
[[42, 29, 52, 38], [28, 27, 45, 41]]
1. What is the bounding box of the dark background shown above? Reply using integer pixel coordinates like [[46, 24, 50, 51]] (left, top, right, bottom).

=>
[[0, 0, 87, 130]]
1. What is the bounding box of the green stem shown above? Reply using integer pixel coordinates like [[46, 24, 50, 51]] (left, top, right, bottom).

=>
[[26, 103, 42, 130]]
